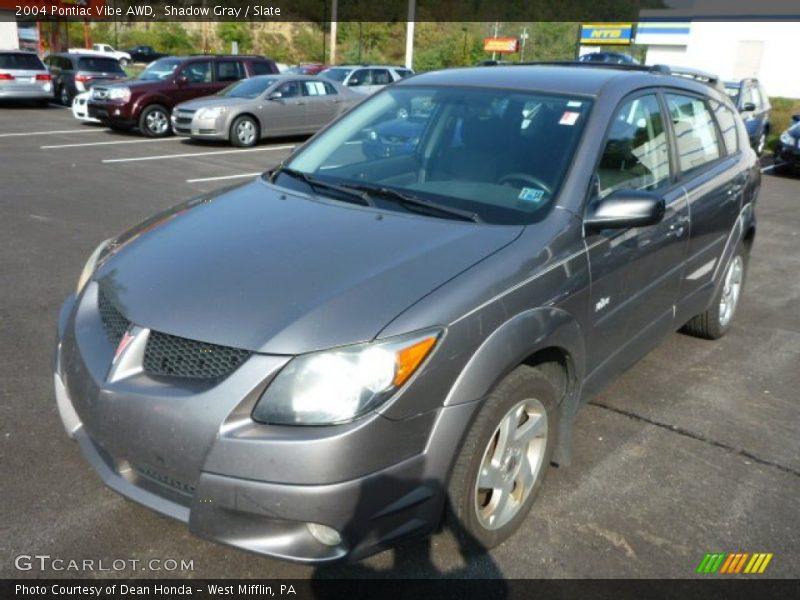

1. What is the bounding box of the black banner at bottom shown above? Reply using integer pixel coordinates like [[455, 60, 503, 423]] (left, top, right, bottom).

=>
[[3, 579, 800, 600]]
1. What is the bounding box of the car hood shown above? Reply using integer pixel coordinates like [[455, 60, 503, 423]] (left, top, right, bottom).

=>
[[94, 179, 522, 355], [176, 96, 253, 111]]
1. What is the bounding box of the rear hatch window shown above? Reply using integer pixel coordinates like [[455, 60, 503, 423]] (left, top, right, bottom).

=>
[[0, 53, 46, 70], [78, 56, 125, 74]]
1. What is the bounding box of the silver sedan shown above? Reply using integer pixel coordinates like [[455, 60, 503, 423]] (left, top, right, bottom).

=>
[[171, 75, 363, 147]]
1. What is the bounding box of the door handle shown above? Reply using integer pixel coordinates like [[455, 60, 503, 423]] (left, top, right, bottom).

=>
[[667, 217, 689, 238]]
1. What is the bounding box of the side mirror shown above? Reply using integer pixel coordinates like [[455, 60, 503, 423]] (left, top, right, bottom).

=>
[[584, 189, 665, 233], [268, 91, 283, 100], [175, 74, 189, 85], [741, 102, 756, 112], [791, 114, 800, 123]]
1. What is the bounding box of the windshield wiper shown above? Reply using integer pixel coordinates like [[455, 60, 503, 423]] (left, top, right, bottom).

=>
[[342, 183, 482, 223], [269, 166, 375, 207]]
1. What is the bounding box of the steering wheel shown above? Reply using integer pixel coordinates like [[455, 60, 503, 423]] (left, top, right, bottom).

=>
[[498, 172, 553, 196]]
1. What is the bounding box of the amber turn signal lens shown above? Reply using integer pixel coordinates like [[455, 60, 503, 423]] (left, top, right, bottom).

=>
[[393, 336, 437, 387]]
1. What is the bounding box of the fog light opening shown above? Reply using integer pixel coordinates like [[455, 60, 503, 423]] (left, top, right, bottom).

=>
[[306, 522, 342, 547]]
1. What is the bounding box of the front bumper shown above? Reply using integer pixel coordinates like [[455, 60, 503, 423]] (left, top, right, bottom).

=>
[[54, 288, 476, 562], [171, 112, 227, 140], [87, 100, 136, 127], [775, 139, 800, 169]]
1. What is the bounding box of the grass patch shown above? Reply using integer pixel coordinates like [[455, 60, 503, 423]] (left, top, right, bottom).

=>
[[767, 97, 800, 153]]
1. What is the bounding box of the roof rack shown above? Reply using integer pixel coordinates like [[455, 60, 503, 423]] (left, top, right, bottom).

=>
[[493, 61, 723, 91]]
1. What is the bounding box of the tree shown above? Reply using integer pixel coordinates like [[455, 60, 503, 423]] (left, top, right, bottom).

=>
[[216, 22, 253, 54]]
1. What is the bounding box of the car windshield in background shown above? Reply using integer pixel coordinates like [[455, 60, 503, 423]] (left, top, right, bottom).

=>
[[283, 86, 592, 225], [0, 53, 45, 70], [319, 67, 352, 82], [220, 77, 278, 98], [724, 84, 740, 104], [138, 58, 181, 81], [78, 56, 125, 73]]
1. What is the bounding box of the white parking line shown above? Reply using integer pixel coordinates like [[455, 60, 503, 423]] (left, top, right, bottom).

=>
[[0, 128, 98, 138], [102, 145, 296, 164], [42, 138, 182, 150], [186, 172, 262, 183], [761, 163, 782, 173]]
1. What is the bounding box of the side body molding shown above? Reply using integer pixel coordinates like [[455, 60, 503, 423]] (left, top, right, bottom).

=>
[[444, 307, 586, 466]]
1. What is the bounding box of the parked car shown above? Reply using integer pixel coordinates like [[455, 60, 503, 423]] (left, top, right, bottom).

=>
[[45, 53, 127, 106], [318, 64, 413, 95], [578, 52, 639, 65], [87, 55, 279, 136], [774, 114, 800, 175], [71, 91, 100, 123], [54, 63, 759, 563], [0, 50, 52, 105], [172, 75, 362, 147], [68, 43, 132, 67], [724, 78, 771, 155], [124, 45, 168, 64], [287, 63, 329, 75]]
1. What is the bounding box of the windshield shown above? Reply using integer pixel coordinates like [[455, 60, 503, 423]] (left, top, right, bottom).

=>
[[78, 56, 125, 73], [138, 58, 182, 81], [220, 76, 278, 98], [319, 67, 352, 82], [724, 84, 740, 104], [0, 52, 45, 70], [281, 86, 592, 225]]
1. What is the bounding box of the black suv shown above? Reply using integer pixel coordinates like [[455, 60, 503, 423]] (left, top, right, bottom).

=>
[[44, 53, 127, 106], [87, 55, 278, 136], [724, 78, 771, 155]]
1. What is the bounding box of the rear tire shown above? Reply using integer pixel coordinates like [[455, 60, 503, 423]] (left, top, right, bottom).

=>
[[230, 115, 259, 148], [139, 104, 172, 137], [445, 364, 559, 553], [59, 86, 71, 106], [683, 241, 748, 339]]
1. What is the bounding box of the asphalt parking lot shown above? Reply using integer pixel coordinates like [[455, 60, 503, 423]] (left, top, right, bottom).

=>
[[1, 103, 798, 579]]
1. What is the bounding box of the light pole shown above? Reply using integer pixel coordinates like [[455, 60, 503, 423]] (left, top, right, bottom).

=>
[[519, 27, 529, 62], [404, 0, 415, 70], [462, 27, 468, 65]]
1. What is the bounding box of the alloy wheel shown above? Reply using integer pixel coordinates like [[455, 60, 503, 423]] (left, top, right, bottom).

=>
[[146, 110, 169, 135], [474, 398, 548, 530], [719, 255, 744, 328]]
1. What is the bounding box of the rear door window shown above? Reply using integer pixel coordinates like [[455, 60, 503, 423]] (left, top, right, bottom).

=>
[[596, 94, 671, 197], [370, 69, 392, 85], [710, 100, 739, 155], [666, 93, 722, 176], [252, 60, 276, 75], [216, 60, 246, 82], [302, 80, 331, 96]]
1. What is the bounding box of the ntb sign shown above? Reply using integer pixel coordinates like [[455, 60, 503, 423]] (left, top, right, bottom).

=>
[[580, 23, 634, 45]]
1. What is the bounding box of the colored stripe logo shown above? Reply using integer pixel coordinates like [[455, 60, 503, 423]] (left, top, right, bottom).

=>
[[697, 553, 773, 574]]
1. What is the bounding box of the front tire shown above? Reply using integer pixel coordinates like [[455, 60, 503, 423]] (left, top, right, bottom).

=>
[[755, 130, 766, 156], [446, 364, 558, 552], [683, 241, 748, 339], [230, 115, 259, 147], [139, 104, 172, 137], [59, 86, 72, 106]]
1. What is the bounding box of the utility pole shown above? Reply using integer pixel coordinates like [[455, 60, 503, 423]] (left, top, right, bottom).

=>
[[330, 0, 337, 65], [405, 0, 415, 69], [492, 21, 499, 61], [519, 27, 529, 62]]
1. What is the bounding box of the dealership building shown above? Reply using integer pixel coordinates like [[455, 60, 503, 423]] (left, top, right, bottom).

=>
[[636, 20, 800, 98]]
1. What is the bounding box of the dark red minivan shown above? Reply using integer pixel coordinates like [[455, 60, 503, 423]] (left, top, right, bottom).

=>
[[87, 55, 279, 137]]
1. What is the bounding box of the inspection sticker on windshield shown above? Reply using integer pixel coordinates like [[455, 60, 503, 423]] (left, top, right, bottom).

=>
[[519, 187, 545, 204], [567, 100, 583, 108], [559, 111, 581, 126]]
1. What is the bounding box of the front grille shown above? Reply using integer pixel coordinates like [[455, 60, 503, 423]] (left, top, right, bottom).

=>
[[134, 464, 196, 497], [97, 289, 130, 346], [143, 330, 251, 380], [175, 116, 192, 125], [173, 126, 191, 134], [91, 87, 108, 100]]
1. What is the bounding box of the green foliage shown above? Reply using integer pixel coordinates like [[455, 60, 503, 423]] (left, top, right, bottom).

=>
[[216, 22, 253, 54]]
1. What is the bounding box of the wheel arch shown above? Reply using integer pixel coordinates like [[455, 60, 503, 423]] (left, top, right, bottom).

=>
[[444, 307, 586, 466]]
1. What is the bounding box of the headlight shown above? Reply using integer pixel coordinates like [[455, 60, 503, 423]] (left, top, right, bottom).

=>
[[198, 106, 226, 119], [780, 131, 795, 146], [252, 329, 442, 425], [76, 239, 111, 294], [108, 86, 130, 102]]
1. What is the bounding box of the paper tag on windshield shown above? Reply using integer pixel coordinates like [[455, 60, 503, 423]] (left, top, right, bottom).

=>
[[559, 111, 580, 126], [519, 187, 545, 204]]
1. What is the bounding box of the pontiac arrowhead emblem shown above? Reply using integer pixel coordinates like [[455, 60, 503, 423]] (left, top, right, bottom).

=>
[[113, 330, 136, 364]]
